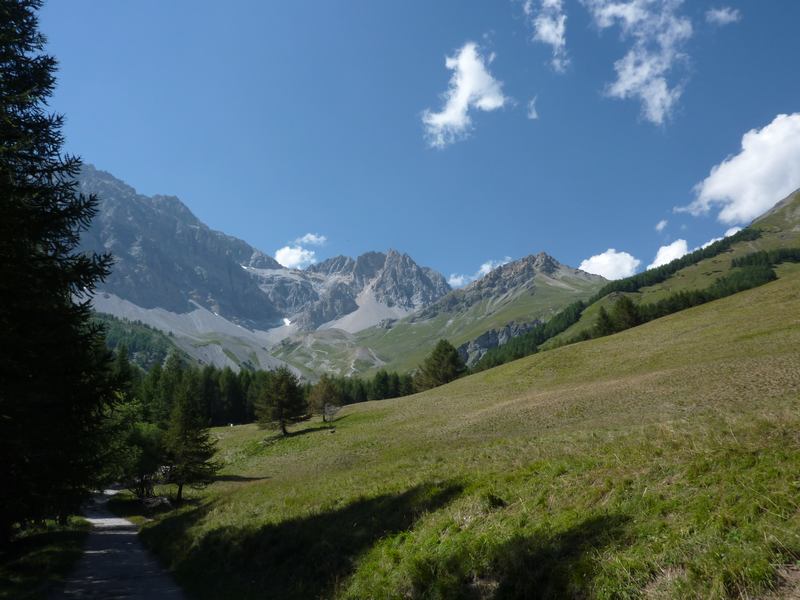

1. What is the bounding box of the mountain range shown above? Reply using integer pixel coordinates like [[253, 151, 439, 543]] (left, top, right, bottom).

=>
[[80, 165, 605, 375]]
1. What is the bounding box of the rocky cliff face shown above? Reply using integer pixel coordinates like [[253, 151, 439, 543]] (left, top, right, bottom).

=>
[[249, 249, 451, 330], [80, 165, 450, 337], [79, 165, 283, 329], [415, 252, 604, 321], [457, 320, 541, 367]]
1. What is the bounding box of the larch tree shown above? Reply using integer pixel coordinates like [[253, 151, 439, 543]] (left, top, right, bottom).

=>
[[414, 340, 467, 392], [308, 375, 342, 423], [254, 367, 306, 436]]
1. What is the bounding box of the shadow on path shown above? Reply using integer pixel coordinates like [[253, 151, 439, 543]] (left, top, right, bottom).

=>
[[50, 491, 185, 600]]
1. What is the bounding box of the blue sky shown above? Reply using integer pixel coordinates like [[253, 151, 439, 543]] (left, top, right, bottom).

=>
[[40, 1, 800, 283]]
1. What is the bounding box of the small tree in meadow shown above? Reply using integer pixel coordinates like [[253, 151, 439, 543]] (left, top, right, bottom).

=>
[[308, 375, 342, 423], [164, 373, 219, 503], [414, 339, 467, 391], [255, 367, 306, 435]]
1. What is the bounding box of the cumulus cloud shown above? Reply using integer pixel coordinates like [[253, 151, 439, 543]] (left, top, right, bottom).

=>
[[422, 42, 507, 148], [275, 245, 316, 269], [524, 0, 569, 72], [448, 256, 512, 288], [579, 249, 640, 279], [680, 114, 800, 224], [582, 0, 692, 125], [655, 219, 668, 232], [706, 6, 741, 26], [294, 232, 327, 246], [527, 96, 539, 120], [647, 239, 688, 269]]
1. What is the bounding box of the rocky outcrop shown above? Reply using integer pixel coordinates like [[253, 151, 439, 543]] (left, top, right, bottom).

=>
[[81, 165, 451, 334], [457, 320, 541, 367], [79, 165, 283, 329], [415, 252, 604, 321]]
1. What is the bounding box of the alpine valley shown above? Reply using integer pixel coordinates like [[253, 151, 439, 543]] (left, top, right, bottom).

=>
[[79, 165, 606, 376]]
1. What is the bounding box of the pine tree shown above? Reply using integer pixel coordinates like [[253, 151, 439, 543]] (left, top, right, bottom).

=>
[[611, 295, 641, 331], [371, 370, 390, 400], [414, 340, 467, 391], [0, 0, 117, 538], [595, 306, 616, 337], [164, 372, 219, 503], [254, 367, 306, 435]]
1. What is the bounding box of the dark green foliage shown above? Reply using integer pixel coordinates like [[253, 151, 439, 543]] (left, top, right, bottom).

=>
[[254, 367, 306, 436], [120, 421, 165, 499], [0, 0, 118, 538], [371, 369, 391, 400], [93, 313, 180, 369], [595, 306, 616, 337], [414, 340, 467, 391], [611, 295, 641, 330], [164, 372, 220, 503], [731, 247, 800, 268]]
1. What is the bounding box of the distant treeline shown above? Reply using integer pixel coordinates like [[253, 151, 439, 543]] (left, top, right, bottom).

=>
[[593, 263, 780, 338], [473, 230, 799, 372], [122, 352, 417, 428], [587, 227, 762, 301]]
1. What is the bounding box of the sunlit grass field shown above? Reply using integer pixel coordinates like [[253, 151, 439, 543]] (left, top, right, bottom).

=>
[[126, 269, 800, 599]]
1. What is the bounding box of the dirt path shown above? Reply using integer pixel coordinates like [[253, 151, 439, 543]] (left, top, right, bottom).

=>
[[50, 490, 186, 600]]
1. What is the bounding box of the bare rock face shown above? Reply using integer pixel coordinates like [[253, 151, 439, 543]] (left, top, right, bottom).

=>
[[81, 165, 451, 333], [373, 250, 451, 309], [457, 320, 541, 367], [78, 165, 282, 329], [415, 252, 604, 322]]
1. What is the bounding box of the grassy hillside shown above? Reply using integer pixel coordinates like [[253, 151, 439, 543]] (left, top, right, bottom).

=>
[[274, 270, 603, 376], [124, 265, 800, 599], [541, 190, 800, 349]]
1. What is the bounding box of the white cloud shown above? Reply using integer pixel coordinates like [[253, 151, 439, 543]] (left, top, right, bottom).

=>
[[527, 96, 539, 120], [422, 42, 507, 148], [582, 0, 693, 125], [448, 256, 512, 288], [681, 113, 800, 224], [655, 219, 668, 232], [294, 232, 327, 246], [698, 226, 742, 250], [579, 248, 640, 279], [706, 6, 741, 26], [724, 226, 741, 237], [647, 238, 688, 269], [524, 0, 569, 72], [275, 245, 317, 269]]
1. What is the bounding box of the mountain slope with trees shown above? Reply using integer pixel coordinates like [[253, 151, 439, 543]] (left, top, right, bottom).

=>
[[124, 262, 800, 599], [273, 253, 605, 375]]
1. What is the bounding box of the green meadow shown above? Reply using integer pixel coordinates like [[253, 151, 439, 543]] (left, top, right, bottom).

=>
[[114, 266, 800, 599]]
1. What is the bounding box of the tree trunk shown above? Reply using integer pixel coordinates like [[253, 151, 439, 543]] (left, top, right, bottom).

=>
[[176, 482, 184, 504], [281, 420, 288, 436]]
